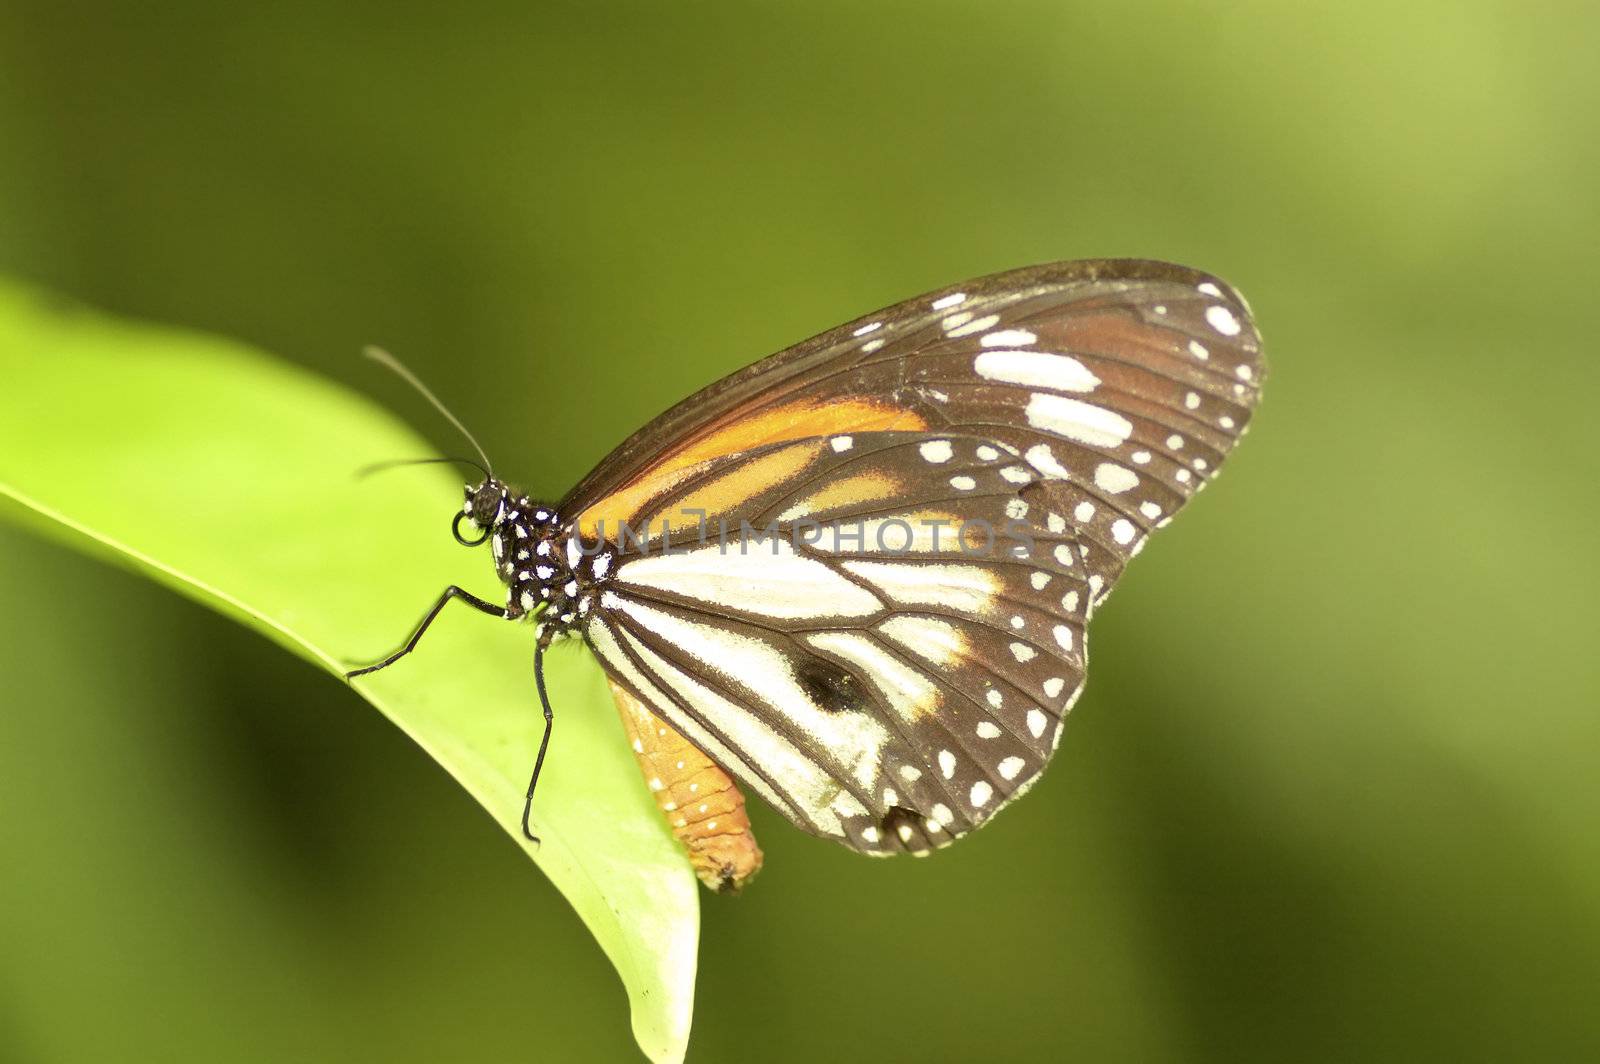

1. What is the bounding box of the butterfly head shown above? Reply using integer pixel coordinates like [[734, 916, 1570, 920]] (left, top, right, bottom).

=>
[[454, 478, 509, 545]]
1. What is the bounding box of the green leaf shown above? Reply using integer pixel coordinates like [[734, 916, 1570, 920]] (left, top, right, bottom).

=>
[[0, 280, 699, 1063]]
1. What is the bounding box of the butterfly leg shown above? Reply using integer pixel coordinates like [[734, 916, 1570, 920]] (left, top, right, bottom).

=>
[[520, 626, 557, 845], [345, 585, 516, 679]]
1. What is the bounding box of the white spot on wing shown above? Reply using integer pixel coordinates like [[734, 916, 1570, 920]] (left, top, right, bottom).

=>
[[946, 313, 1000, 338], [1093, 463, 1138, 494], [1205, 305, 1242, 336], [1025, 443, 1070, 480], [979, 329, 1037, 348], [1025, 393, 1134, 447], [975, 350, 1100, 393], [919, 439, 953, 464], [931, 292, 966, 310], [1027, 708, 1047, 738]]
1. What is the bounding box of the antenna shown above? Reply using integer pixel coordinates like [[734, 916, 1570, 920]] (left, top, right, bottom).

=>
[[356, 456, 490, 480], [364, 346, 494, 476]]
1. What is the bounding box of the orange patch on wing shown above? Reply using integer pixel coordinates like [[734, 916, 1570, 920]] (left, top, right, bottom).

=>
[[666, 396, 925, 474], [646, 440, 824, 532], [576, 466, 699, 541], [577, 396, 925, 538], [782, 470, 904, 519], [610, 681, 763, 893]]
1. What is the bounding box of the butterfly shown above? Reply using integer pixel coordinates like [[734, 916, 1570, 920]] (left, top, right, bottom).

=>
[[349, 259, 1265, 891]]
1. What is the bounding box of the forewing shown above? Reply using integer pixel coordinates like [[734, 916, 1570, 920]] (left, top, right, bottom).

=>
[[563, 257, 1264, 605]]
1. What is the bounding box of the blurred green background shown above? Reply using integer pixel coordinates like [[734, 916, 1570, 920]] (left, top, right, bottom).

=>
[[2, 2, 1597, 1061]]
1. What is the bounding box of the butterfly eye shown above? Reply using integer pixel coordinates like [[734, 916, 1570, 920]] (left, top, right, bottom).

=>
[[467, 481, 505, 524], [451, 510, 490, 547]]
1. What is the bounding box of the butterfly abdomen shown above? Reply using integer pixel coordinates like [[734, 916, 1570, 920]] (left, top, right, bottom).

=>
[[610, 680, 763, 893]]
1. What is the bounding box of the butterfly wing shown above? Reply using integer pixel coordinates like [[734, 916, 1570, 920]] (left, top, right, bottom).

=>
[[568, 259, 1264, 854], [584, 429, 1090, 854]]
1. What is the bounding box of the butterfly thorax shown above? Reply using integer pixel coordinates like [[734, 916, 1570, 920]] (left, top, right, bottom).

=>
[[471, 485, 616, 636]]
